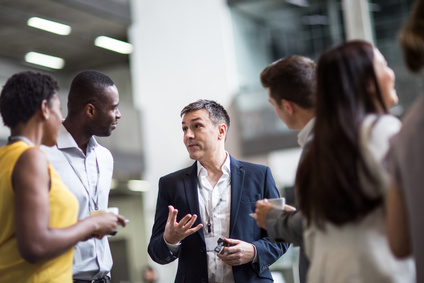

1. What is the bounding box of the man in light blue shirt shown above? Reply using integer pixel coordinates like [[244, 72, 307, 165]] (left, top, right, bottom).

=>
[[42, 70, 121, 283]]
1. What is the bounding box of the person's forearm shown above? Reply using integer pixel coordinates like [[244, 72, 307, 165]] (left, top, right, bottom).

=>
[[266, 209, 303, 245], [17, 218, 96, 263]]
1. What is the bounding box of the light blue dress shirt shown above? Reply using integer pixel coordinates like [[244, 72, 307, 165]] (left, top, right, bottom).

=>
[[42, 124, 114, 280]]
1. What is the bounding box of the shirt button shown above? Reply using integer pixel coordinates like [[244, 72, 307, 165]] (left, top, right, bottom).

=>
[[200, 247, 205, 253]]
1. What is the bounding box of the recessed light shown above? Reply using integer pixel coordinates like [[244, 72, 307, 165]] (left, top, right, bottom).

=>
[[27, 17, 71, 36], [25, 52, 65, 70], [95, 36, 133, 54]]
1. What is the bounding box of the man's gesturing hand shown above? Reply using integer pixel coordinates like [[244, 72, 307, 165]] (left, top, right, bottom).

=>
[[163, 205, 203, 244]]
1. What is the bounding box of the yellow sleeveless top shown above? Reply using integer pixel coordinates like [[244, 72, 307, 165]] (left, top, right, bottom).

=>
[[0, 141, 79, 283]]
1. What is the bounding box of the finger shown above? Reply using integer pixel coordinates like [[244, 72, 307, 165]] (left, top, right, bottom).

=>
[[223, 238, 238, 246], [225, 245, 239, 255], [256, 200, 269, 208], [217, 253, 230, 264], [219, 252, 239, 265], [256, 201, 272, 209], [178, 213, 194, 227], [217, 253, 232, 262], [167, 205, 178, 223], [284, 204, 297, 211], [117, 215, 127, 227], [182, 214, 198, 228], [188, 223, 203, 234], [226, 241, 248, 254]]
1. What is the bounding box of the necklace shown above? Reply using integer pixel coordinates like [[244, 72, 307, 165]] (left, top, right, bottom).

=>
[[8, 135, 34, 146]]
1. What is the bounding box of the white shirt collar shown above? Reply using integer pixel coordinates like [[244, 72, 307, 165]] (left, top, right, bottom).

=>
[[197, 152, 231, 178], [297, 117, 315, 148], [56, 123, 98, 151]]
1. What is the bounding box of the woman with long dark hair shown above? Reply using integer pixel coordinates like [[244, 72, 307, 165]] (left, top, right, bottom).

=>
[[296, 40, 415, 282]]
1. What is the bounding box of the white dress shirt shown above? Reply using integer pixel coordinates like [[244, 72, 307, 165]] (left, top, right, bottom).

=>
[[41, 124, 114, 280], [197, 154, 232, 283], [297, 117, 315, 148], [165, 153, 234, 282]]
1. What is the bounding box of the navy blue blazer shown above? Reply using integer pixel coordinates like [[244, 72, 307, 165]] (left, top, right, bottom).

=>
[[148, 156, 288, 283]]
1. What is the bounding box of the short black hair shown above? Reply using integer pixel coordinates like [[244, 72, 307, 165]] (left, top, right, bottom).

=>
[[67, 70, 114, 115], [0, 71, 59, 128], [180, 99, 230, 129]]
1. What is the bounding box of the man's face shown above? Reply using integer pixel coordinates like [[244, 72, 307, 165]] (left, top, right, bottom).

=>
[[182, 109, 221, 162], [92, 84, 121, 137], [268, 90, 293, 129], [44, 92, 63, 146]]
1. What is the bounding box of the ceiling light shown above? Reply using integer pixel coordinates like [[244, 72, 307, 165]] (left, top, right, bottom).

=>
[[127, 180, 150, 192], [27, 17, 71, 36], [25, 52, 65, 70], [95, 36, 133, 54]]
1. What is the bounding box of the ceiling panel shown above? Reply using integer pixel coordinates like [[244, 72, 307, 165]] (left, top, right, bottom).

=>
[[0, 0, 131, 73]]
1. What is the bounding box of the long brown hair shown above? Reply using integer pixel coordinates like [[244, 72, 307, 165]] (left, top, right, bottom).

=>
[[296, 40, 389, 229]]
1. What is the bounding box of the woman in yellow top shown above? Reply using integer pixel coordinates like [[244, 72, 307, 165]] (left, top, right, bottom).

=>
[[0, 71, 126, 282]]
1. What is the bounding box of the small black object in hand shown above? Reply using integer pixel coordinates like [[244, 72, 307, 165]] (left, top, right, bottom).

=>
[[214, 237, 230, 254]]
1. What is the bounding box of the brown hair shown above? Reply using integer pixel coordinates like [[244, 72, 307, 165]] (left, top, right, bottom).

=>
[[399, 0, 424, 72], [180, 99, 230, 129], [260, 55, 316, 109]]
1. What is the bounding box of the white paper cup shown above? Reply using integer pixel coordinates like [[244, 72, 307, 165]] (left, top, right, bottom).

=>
[[268, 197, 285, 209], [90, 207, 121, 236], [106, 207, 119, 215], [90, 207, 119, 216]]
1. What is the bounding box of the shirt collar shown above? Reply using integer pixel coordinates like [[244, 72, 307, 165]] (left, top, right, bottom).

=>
[[56, 123, 98, 151], [197, 152, 231, 178], [297, 117, 315, 148]]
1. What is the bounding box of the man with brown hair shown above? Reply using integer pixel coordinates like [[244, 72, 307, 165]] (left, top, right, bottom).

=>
[[254, 55, 316, 283], [148, 99, 288, 283]]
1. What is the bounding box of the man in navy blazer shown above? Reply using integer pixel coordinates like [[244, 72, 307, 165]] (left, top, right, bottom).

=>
[[148, 99, 288, 283]]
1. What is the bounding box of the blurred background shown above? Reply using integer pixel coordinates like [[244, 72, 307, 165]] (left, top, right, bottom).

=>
[[0, 0, 421, 282]]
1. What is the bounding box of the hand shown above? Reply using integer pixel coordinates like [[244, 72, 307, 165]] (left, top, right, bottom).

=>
[[90, 212, 124, 239], [163, 205, 203, 244], [253, 199, 274, 229], [217, 238, 255, 266]]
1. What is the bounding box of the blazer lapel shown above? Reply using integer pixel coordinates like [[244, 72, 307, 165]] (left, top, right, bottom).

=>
[[183, 162, 205, 243], [229, 156, 245, 236]]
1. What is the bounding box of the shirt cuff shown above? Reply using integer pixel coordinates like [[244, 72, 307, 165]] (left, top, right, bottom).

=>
[[251, 244, 258, 263], [164, 236, 181, 254]]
